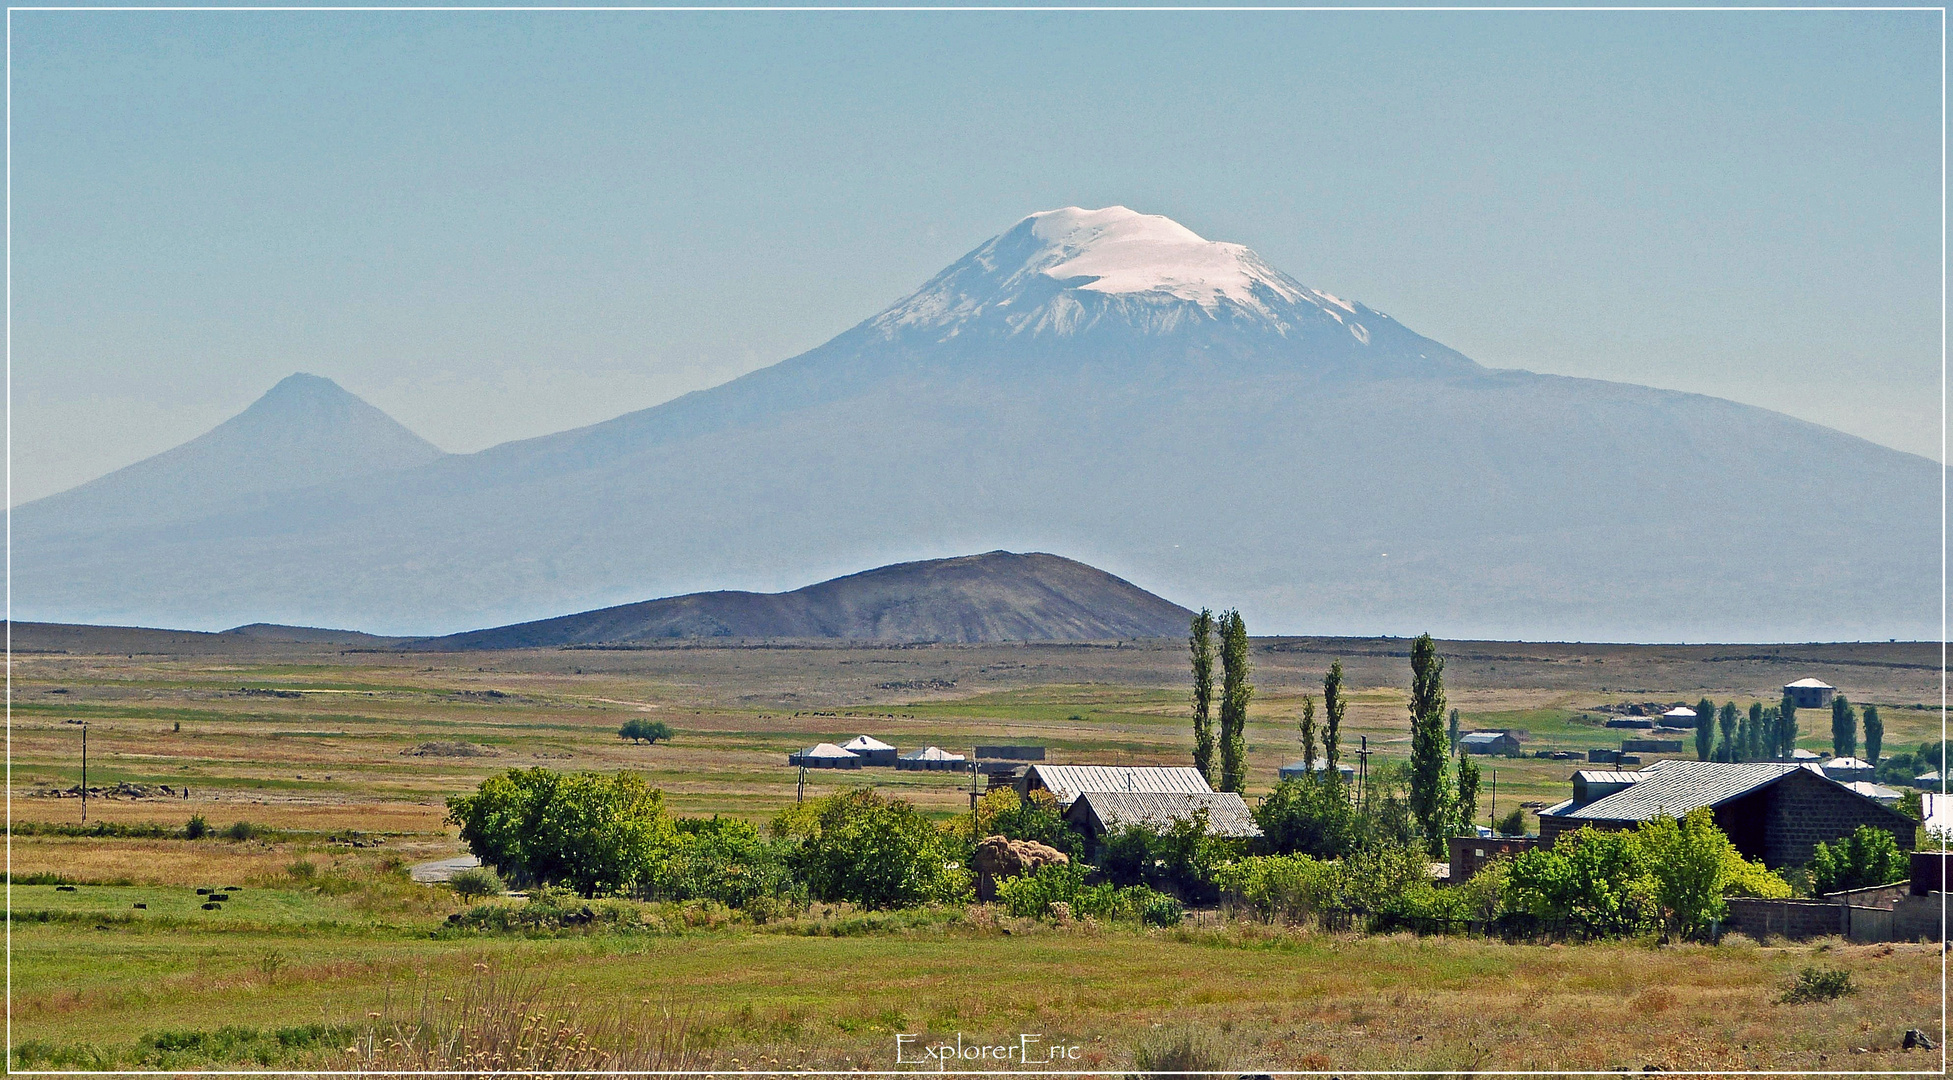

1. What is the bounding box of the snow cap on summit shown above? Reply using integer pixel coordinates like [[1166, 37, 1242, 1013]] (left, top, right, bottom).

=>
[[870, 205, 1373, 339], [1024, 206, 1305, 308]]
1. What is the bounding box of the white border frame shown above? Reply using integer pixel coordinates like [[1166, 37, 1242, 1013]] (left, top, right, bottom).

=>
[[2, 4, 1945, 1076]]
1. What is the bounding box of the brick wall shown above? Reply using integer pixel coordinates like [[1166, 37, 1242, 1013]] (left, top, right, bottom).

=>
[[1752, 769, 1917, 868], [1447, 835, 1542, 882]]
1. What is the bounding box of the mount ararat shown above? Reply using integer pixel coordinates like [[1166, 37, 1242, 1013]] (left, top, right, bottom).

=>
[[16, 207, 1936, 641]]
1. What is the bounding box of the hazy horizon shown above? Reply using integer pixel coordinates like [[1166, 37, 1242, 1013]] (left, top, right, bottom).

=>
[[10, 10, 1944, 505]]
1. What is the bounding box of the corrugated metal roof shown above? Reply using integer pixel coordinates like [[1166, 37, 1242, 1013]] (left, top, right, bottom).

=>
[[841, 735, 895, 752], [1069, 790, 1260, 838], [1025, 764, 1212, 803], [1460, 732, 1510, 745], [1785, 678, 1834, 689], [1843, 781, 1901, 803], [1546, 761, 1809, 822], [900, 746, 964, 761]]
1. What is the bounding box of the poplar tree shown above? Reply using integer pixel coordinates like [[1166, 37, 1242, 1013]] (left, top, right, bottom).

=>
[[1407, 633, 1453, 854], [1761, 705, 1783, 759], [1218, 609, 1252, 793], [1736, 712, 1752, 764], [1448, 708, 1461, 750], [1454, 750, 1482, 834], [1298, 696, 1319, 777], [1189, 610, 1217, 785], [1747, 702, 1765, 762], [1321, 660, 1346, 773], [1831, 695, 1857, 760], [1717, 702, 1738, 763], [1694, 704, 1715, 761], [1778, 694, 1799, 759], [1863, 704, 1883, 764]]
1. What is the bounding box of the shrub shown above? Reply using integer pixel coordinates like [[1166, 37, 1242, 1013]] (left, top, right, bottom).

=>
[[1214, 853, 1337, 923], [184, 814, 210, 840], [447, 768, 674, 897], [286, 859, 317, 881], [1495, 807, 1527, 836], [1252, 777, 1366, 858], [1127, 1028, 1223, 1079], [640, 815, 800, 908], [1809, 826, 1909, 895], [448, 866, 505, 899], [223, 821, 261, 842], [773, 788, 970, 909], [1506, 826, 1658, 937], [1096, 812, 1243, 904], [1779, 966, 1856, 1004]]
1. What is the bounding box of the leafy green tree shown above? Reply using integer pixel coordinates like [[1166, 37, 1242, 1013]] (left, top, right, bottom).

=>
[[1694, 703, 1715, 761], [1506, 826, 1659, 937], [1760, 705, 1782, 759], [772, 788, 969, 909], [1831, 695, 1857, 760], [1322, 660, 1346, 771], [1862, 705, 1883, 764], [643, 815, 798, 907], [1189, 610, 1217, 785], [971, 787, 1080, 859], [1298, 695, 1318, 773], [1447, 708, 1461, 751], [1778, 694, 1799, 759], [1253, 777, 1365, 859], [1717, 702, 1738, 763], [1746, 702, 1765, 762], [1495, 807, 1527, 836], [619, 719, 674, 745], [1454, 750, 1482, 834], [1218, 610, 1252, 794], [446, 768, 674, 897], [1100, 810, 1242, 904], [1735, 711, 1752, 764], [1406, 633, 1453, 855], [1809, 825, 1907, 894]]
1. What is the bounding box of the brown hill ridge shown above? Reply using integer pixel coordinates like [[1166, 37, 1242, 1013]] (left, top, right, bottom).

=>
[[415, 551, 1193, 648]]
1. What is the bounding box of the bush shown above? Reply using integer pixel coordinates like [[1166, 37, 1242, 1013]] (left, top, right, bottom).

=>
[[1252, 777, 1365, 858], [1214, 853, 1337, 923], [447, 768, 673, 897], [773, 788, 970, 909], [1495, 807, 1527, 836], [184, 814, 210, 840], [640, 815, 799, 908], [1097, 812, 1243, 904], [448, 866, 505, 899], [1779, 966, 1856, 1004], [223, 821, 261, 842], [1127, 1028, 1223, 1079], [992, 861, 1177, 924], [1809, 826, 1908, 895]]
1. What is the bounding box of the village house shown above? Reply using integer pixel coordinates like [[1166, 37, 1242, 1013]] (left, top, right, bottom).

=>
[[1459, 731, 1522, 756], [838, 734, 898, 767], [787, 743, 861, 769], [1535, 760, 1916, 869], [1018, 763, 1214, 806], [1782, 678, 1836, 709], [1063, 790, 1260, 858]]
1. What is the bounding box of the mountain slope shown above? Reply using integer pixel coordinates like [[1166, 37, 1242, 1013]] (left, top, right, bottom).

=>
[[13, 208, 1938, 642], [26, 373, 446, 527], [419, 551, 1193, 647]]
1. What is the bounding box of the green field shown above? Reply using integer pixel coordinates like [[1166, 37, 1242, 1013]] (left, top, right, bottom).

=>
[[8, 627, 1945, 1071]]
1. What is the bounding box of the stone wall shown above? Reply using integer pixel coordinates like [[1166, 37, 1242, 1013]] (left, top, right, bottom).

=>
[[1724, 898, 1842, 940]]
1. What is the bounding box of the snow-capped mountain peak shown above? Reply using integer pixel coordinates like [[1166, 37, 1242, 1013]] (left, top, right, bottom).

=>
[[868, 205, 1374, 341]]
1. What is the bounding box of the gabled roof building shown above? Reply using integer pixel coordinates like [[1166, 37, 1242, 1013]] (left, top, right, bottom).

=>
[[788, 743, 862, 769], [1019, 764, 1212, 807], [839, 735, 898, 766], [1783, 678, 1835, 709], [1537, 759, 1916, 868], [896, 746, 967, 771], [1064, 790, 1261, 851]]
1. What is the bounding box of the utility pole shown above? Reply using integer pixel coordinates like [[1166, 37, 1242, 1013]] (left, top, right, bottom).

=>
[[1356, 735, 1370, 815], [796, 764, 805, 804], [80, 724, 88, 825], [1490, 769, 1497, 833]]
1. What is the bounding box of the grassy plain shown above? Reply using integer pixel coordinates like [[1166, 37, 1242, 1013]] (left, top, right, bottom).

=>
[[6, 627, 1946, 1072]]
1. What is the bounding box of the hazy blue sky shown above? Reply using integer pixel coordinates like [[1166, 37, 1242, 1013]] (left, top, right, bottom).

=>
[[11, 9, 1942, 503]]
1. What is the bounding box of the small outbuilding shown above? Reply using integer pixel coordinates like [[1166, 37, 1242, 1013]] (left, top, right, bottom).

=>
[[1278, 757, 1356, 782], [839, 735, 898, 767], [1662, 707, 1698, 725], [1460, 731, 1522, 756], [1822, 756, 1875, 782], [1783, 678, 1836, 710], [1790, 748, 1823, 761], [1913, 770, 1942, 789], [896, 746, 967, 772], [789, 743, 861, 769]]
